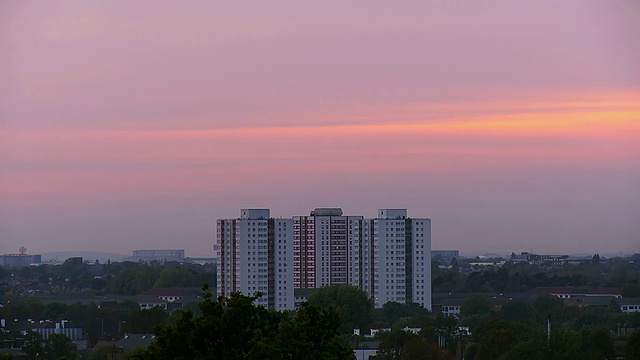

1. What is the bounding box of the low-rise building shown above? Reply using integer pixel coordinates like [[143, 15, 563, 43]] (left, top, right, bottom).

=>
[[431, 250, 460, 265], [123, 249, 185, 263], [529, 287, 622, 299], [0, 254, 41, 267], [33, 322, 82, 340], [620, 299, 640, 313]]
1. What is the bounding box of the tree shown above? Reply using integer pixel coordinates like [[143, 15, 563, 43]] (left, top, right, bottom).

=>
[[625, 329, 640, 360], [474, 329, 519, 360], [500, 301, 533, 322], [402, 338, 453, 360], [124, 308, 169, 333], [432, 316, 460, 355], [88, 344, 116, 360], [42, 302, 69, 321], [377, 329, 418, 360], [460, 295, 493, 318], [307, 284, 373, 333], [450, 257, 459, 271], [471, 317, 533, 359], [22, 332, 44, 359], [532, 295, 565, 325], [380, 301, 430, 327], [498, 336, 547, 360], [136, 286, 354, 359], [62, 302, 90, 328], [623, 285, 640, 298], [44, 333, 79, 359], [259, 302, 355, 360], [576, 327, 615, 360]]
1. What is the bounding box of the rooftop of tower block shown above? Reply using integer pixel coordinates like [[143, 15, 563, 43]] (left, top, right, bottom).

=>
[[310, 208, 343, 216], [378, 209, 408, 219], [241, 209, 270, 220]]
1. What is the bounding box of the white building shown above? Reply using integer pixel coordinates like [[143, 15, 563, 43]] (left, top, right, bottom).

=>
[[366, 209, 431, 310], [216, 208, 431, 311], [293, 208, 363, 289], [215, 209, 294, 310]]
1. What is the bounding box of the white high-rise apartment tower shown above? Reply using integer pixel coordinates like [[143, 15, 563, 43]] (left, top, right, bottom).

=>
[[215, 209, 294, 310], [293, 208, 363, 289], [362, 209, 432, 310], [216, 208, 431, 311]]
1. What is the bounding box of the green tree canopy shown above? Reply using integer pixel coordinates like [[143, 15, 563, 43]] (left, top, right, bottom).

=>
[[500, 300, 533, 322], [625, 329, 640, 360], [576, 327, 615, 360], [402, 338, 453, 360], [124, 307, 169, 334], [307, 284, 373, 333], [377, 328, 418, 360], [460, 295, 493, 318], [379, 301, 430, 327], [22, 332, 44, 359], [44, 333, 80, 360], [135, 286, 354, 360]]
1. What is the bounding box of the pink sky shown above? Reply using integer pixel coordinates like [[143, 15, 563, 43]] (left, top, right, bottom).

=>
[[1, 1, 639, 256]]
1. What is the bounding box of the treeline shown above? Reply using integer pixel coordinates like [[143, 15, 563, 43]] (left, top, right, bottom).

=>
[[129, 288, 354, 360], [374, 295, 640, 359], [304, 285, 640, 359], [105, 265, 212, 295], [0, 260, 216, 296], [433, 256, 640, 295], [457, 294, 640, 360]]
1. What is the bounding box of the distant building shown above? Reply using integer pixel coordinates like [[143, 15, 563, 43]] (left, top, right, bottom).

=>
[[64, 257, 83, 266], [33, 322, 82, 340], [510, 252, 568, 266], [620, 299, 640, 313], [138, 299, 168, 310], [123, 249, 185, 263], [431, 250, 460, 265], [185, 257, 216, 266], [0, 254, 41, 267], [529, 287, 622, 299]]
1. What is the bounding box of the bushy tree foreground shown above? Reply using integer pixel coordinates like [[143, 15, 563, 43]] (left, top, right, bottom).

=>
[[132, 285, 354, 360]]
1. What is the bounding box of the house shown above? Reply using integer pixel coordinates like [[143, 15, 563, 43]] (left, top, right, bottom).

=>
[[620, 298, 640, 313]]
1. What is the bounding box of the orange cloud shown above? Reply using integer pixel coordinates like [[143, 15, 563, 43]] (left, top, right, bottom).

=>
[[2, 95, 638, 201]]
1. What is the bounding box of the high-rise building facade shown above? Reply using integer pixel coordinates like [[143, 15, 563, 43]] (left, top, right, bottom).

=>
[[293, 208, 363, 289], [216, 208, 431, 311], [365, 209, 431, 309], [215, 209, 294, 311]]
